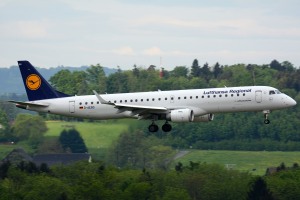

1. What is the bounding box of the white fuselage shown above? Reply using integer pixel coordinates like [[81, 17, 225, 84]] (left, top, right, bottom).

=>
[[24, 86, 296, 121]]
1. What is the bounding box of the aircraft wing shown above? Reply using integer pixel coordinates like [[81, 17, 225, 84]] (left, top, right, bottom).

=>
[[113, 103, 167, 111], [93, 90, 167, 117]]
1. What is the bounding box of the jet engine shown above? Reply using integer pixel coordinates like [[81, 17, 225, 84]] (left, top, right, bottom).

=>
[[169, 109, 194, 122], [193, 113, 214, 122]]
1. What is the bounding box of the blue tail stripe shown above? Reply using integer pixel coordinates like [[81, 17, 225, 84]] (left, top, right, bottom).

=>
[[18, 60, 70, 101]]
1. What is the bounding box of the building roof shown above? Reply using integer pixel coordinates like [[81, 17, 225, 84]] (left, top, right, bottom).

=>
[[1, 148, 33, 164], [1, 148, 91, 167]]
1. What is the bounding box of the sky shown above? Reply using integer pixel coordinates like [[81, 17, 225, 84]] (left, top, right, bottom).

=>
[[0, 0, 299, 69]]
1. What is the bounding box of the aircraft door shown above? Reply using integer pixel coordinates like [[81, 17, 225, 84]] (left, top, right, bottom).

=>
[[69, 101, 75, 113], [255, 91, 262, 103]]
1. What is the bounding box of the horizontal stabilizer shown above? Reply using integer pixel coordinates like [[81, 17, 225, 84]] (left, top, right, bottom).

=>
[[8, 100, 49, 107]]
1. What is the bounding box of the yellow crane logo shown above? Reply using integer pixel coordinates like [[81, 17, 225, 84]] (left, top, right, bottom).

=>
[[26, 74, 41, 90]]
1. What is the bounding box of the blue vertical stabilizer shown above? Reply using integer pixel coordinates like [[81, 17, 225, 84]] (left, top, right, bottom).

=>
[[18, 60, 70, 101]]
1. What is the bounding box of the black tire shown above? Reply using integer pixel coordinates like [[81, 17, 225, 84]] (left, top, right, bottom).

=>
[[148, 124, 159, 132], [162, 123, 172, 132], [264, 119, 270, 124]]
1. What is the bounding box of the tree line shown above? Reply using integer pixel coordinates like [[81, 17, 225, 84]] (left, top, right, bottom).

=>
[[0, 59, 299, 150], [1, 158, 300, 200]]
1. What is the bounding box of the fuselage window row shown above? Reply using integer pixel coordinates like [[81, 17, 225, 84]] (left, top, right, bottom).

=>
[[78, 93, 246, 106]]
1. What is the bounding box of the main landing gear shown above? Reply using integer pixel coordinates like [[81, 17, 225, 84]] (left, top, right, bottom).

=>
[[263, 110, 270, 124], [148, 121, 172, 133], [148, 122, 159, 132]]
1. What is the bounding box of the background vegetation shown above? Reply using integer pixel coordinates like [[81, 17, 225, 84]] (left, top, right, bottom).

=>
[[0, 58, 299, 199]]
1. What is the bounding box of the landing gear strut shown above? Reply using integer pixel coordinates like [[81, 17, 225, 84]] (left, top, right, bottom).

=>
[[263, 110, 270, 124]]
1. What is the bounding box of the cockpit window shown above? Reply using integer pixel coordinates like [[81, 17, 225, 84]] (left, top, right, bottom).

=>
[[269, 90, 276, 95], [269, 90, 281, 95]]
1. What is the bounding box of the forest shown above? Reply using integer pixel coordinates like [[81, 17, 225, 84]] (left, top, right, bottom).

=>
[[0, 59, 300, 151], [0, 59, 300, 199]]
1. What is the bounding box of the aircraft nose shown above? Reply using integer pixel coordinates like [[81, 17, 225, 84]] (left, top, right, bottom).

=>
[[290, 98, 297, 106], [286, 96, 297, 107]]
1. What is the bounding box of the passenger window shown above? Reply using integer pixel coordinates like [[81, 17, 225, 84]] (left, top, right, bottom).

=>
[[120, 100, 122, 103], [79, 102, 82, 105], [184, 97, 187, 99], [237, 94, 239, 96], [130, 100, 133, 102], [190, 96, 192, 99], [158, 98, 161, 101], [152, 98, 155, 101], [125, 100, 127, 103], [196, 96, 198, 99], [114, 100, 117, 103], [243, 93, 245, 96], [97, 101, 99, 104], [208, 95, 210, 98], [219, 95, 222, 97], [85, 102, 88, 105], [202, 96, 204, 98], [213, 95, 216, 98], [231, 94, 234, 97], [165, 98, 168, 100], [141, 99, 143, 102], [178, 97, 181, 100]]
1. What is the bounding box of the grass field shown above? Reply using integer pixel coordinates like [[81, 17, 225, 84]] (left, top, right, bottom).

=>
[[2, 120, 300, 176], [174, 150, 300, 175], [45, 120, 129, 160]]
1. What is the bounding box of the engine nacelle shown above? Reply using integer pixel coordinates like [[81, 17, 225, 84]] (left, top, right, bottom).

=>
[[193, 114, 214, 122], [169, 109, 194, 122]]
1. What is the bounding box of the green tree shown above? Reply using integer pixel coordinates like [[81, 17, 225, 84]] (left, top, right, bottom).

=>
[[49, 69, 75, 94], [213, 62, 223, 79], [190, 59, 200, 77], [171, 66, 189, 78], [0, 108, 10, 140], [12, 114, 47, 147], [20, 175, 73, 200], [86, 64, 107, 93], [59, 129, 88, 153], [270, 59, 285, 71]]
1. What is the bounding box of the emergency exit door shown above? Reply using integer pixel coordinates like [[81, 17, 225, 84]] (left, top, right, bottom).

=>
[[69, 101, 75, 113], [255, 91, 262, 103]]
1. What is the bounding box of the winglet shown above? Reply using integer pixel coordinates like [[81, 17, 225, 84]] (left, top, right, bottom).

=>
[[93, 90, 112, 105]]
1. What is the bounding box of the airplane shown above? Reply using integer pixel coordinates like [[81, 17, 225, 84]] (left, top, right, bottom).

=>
[[9, 61, 297, 132]]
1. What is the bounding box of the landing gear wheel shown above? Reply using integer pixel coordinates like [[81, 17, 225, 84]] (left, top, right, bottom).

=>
[[162, 123, 172, 132], [148, 124, 159, 132], [263, 111, 270, 124]]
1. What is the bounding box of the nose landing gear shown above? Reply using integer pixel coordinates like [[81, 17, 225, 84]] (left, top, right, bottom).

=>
[[263, 110, 270, 124]]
